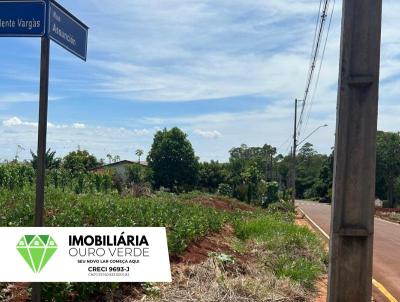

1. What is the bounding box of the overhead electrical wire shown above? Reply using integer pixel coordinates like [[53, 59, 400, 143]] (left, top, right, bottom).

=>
[[302, 0, 336, 136], [277, 135, 292, 155], [296, 0, 331, 138], [307, 0, 324, 83]]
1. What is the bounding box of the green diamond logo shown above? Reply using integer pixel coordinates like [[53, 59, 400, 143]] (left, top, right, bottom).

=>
[[16, 235, 57, 273]]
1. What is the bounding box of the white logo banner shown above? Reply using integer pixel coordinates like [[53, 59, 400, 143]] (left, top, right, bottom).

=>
[[0, 227, 171, 282]]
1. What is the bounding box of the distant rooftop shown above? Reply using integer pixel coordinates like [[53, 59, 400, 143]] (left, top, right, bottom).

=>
[[91, 160, 148, 170]]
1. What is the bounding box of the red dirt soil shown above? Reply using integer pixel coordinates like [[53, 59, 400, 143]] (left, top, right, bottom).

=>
[[172, 197, 254, 264], [190, 196, 256, 213], [173, 225, 241, 264]]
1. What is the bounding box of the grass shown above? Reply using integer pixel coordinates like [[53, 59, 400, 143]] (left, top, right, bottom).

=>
[[234, 213, 327, 288]]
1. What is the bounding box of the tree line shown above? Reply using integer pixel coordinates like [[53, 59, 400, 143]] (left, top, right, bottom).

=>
[[146, 127, 400, 208], [1, 127, 399, 208]]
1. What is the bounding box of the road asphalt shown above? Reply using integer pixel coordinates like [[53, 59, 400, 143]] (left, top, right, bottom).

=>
[[297, 200, 400, 301]]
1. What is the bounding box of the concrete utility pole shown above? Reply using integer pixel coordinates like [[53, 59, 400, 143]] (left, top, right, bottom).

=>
[[328, 0, 382, 301], [291, 99, 299, 203]]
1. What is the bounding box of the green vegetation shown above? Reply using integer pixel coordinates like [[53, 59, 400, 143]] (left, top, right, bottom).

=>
[[0, 189, 225, 255], [0, 126, 331, 300], [30, 148, 61, 170], [376, 131, 400, 207], [0, 162, 113, 194], [0, 184, 325, 300], [147, 127, 199, 192], [234, 212, 326, 288], [62, 149, 99, 175]]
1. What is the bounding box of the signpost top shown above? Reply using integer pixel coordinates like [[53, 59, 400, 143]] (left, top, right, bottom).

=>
[[48, 1, 89, 61], [0, 0, 47, 37], [0, 0, 89, 61]]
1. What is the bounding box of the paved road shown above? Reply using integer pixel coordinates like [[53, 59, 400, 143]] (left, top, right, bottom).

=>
[[297, 200, 400, 301]]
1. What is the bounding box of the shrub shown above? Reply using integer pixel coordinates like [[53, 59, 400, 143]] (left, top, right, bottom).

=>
[[112, 173, 124, 194], [217, 183, 232, 197], [261, 182, 279, 208], [126, 164, 146, 184]]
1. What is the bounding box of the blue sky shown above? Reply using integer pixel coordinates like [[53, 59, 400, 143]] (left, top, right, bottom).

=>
[[0, 0, 399, 162]]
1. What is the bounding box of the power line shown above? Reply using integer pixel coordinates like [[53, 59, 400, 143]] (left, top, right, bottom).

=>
[[297, 0, 330, 137], [308, 0, 324, 69], [302, 0, 336, 136], [277, 135, 292, 155]]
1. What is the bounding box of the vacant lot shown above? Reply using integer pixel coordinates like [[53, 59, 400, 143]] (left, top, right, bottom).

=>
[[0, 189, 327, 301]]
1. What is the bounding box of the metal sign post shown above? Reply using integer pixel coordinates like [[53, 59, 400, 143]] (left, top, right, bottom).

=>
[[35, 36, 50, 229], [0, 1, 88, 301]]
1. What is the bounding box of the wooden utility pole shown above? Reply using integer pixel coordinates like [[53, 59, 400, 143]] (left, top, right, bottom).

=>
[[328, 0, 382, 301]]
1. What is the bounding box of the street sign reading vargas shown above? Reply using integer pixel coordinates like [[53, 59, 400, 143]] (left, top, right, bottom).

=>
[[49, 1, 88, 61], [0, 1, 46, 37]]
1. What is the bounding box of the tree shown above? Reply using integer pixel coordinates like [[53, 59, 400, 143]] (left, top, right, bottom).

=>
[[127, 164, 148, 184], [295, 143, 327, 198], [313, 151, 334, 199], [30, 148, 61, 170], [147, 127, 199, 191], [198, 161, 227, 192], [227, 143, 282, 201], [63, 150, 99, 175], [376, 131, 400, 207], [136, 149, 144, 163], [241, 163, 263, 203], [262, 144, 277, 181]]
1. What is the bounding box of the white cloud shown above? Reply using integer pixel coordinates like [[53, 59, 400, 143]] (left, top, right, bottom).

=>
[[3, 117, 23, 127], [73, 123, 86, 129], [194, 129, 222, 139], [0, 93, 62, 103], [0, 117, 155, 162], [0, 93, 38, 103], [3, 117, 36, 127]]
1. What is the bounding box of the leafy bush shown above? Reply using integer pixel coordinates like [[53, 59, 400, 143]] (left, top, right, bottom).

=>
[[303, 187, 317, 199], [266, 200, 296, 222], [217, 183, 232, 197], [261, 181, 279, 208], [0, 163, 35, 190], [126, 164, 149, 184]]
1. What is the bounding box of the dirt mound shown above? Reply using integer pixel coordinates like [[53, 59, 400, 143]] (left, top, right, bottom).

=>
[[173, 225, 240, 264], [190, 196, 256, 213]]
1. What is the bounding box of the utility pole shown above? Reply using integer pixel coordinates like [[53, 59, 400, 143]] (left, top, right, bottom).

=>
[[269, 153, 273, 181], [328, 0, 382, 301], [291, 99, 299, 203]]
